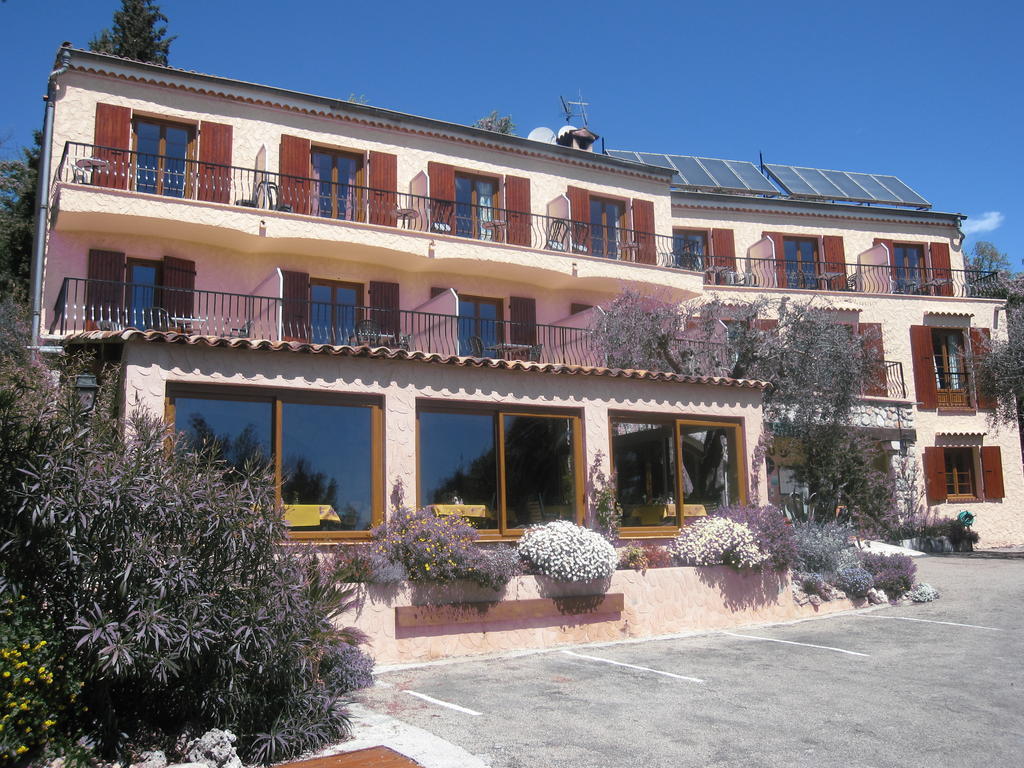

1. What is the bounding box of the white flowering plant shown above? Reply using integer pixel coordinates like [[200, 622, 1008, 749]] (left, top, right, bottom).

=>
[[670, 517, 768, 570], [517, 520, 618, 582]]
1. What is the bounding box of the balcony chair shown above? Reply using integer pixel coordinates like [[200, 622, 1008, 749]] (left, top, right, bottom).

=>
[[398, 333, 413, 351], [527, 344, 543, 362], [355, 319, 382, 346], [235, 179, 293, 212], [468, 335, 485, 357], [228, 320, 253, 338], [145, 307, 172, 332]]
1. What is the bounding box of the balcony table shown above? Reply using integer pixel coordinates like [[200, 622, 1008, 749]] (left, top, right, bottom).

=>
[[171, 316, 207, 334], [816, 271, 846, 290], [73, 156, 109, 182], [485, 342, 533, 360], [394, 207, 420, 227]]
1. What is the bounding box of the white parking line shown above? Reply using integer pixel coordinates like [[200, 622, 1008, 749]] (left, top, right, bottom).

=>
[[561, 649, 705, 683], [860, 615, 1003, 631], [722, 631, 870, 657], [403, 689, 482, 716]]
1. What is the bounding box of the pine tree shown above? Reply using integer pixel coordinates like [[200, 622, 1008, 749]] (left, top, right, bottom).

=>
[[89, 0, 175, 65]]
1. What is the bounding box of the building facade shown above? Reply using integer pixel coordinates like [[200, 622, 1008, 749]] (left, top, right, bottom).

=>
[[37, 46, 1022, 547]]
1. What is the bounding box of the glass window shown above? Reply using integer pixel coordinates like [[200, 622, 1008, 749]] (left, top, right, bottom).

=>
[[174, 396, 273, 474], [893, 244, 925, 293], [417, 407, 580, 532], [612, 421, 678, 527], [310, 280, 362, 345], [458, 295, 502, 355], [943, 447, 976, 499], [782, 237, 818, 289], [503, 414, 577, 528], [126, 260, 162, 329], [672, 230, 707, 270], [455, 174, 498, 240], [418, 411, 499, 529], [590, 197, 624, 258], [134, 119, 192, 197], [311, 149, 363, 220], [679, 422, 741, 510], [281, 402, 374, 532], [931, 329, 969, 407]]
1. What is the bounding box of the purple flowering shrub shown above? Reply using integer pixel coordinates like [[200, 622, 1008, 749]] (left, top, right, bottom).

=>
[[833, 566, 874, 598], [470, 545, 524, 590], [320, 641, 375, 694], [795, 571, 829, 598], [715, 505, 798, 570], [331, 544, 406, 584], [860, 552, 916, 596]]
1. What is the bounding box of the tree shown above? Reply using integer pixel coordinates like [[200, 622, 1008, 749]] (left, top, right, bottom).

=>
[[473, 111, 516, 135], [89, 0, 175, 65], [967, 240, 1011, 275], [593, 290, 891, 522], [0, 132, 40, 296]]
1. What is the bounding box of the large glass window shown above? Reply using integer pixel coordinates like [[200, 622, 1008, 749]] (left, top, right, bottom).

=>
[[612, 421, 679, 527], [679, 422, 742, 510], [458, 295, 502, 356], [782, 237, 818, 289], [672, 230, 707, 270], [943, 447, 976, 499], [418, 407, 580, 533], [310, 280, 362, 345], [931, 329, 969, 407], [590, 197, 625, 258], [126, 259, 162, 329], [455, 174, 498, 240], [134, 119, 192, 197], [893, 243, 925, 293], [311, 149, 363, 220], [170, 390, 380, 537]]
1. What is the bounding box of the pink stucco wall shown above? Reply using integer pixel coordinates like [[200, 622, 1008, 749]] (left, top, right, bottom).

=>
[[341, 567, 854, 663]]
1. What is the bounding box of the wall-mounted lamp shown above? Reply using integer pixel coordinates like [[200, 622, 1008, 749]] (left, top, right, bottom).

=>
[[75, 373, 99, 414]]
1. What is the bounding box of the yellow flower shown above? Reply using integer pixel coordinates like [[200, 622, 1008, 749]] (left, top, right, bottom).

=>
[[16, 746, 27, 754]]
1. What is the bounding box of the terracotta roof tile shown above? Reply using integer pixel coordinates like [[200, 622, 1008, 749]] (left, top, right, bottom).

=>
[[64, 329, 770, 390]]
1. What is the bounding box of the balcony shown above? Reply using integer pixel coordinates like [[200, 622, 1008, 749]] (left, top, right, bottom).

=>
[[704, 257, 998, 299], [50, 277, 599, 367], [55, 142, 698, 272]]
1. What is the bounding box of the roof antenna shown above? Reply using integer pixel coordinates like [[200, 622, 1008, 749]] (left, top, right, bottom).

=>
[[560, 91, 590, 126]]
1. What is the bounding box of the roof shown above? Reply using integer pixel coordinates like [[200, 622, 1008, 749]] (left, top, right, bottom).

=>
[[64, 329, 770, 390], [58, 46, 674, 183]]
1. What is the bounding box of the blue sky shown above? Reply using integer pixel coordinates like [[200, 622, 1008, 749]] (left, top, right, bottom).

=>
[[2, 0, 1020, 265]]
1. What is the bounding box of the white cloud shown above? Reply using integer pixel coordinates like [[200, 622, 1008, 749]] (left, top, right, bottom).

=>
[[962, 211, 1005, 235]]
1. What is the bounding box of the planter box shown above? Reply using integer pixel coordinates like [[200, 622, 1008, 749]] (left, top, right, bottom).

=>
[[339, 566, 855, 664]]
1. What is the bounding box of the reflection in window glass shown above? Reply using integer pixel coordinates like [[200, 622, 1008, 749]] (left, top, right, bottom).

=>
[[418, 411, 498, 529], [504, 415, 576, 528], [174, 397, 272, 473], [281, 403, 373, 532], [680, 424, 740, 510], [612, 421, 678, 527]]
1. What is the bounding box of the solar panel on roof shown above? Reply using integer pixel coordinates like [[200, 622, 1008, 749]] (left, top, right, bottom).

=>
[[765, 164, 931, 208], [668, 155, 718, 188]]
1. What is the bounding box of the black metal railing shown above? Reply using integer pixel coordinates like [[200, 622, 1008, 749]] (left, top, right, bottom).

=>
[[56, 142, 700, 272], [50, 277, 599, 366], [703, 256, 998, 298]]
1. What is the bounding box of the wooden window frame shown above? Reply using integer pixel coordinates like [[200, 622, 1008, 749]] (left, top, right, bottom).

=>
[[416, 402, 585, 539], [943, 447, 978, 501], [454, 171, 503, 240], [125, 257, 164, 320], [891, 241, 928, 293], [458, 293, 505, 346], [609, 414, 748, 538], [309, 278, 365, 345], [310, 147, 366, 221], [672, 228, 710, 268], [780, 235, 822, 288], [589, 195, 629, 258], [131, 116, 197, 197], [165, 384, 384, 541], [931, 327, 971, 409]]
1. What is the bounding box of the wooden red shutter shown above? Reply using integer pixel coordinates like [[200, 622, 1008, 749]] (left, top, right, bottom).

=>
[[368, 151, 398, 227], [754, 318, 779, 332], [504, 175, 532, 247], [427, 162, 455, 234], [970, 328, 996, 409], [858, 322, 887, 396], [711, 229, 736, 270], [566, 186, 591, 254], [910, 325, 937, 408], [162, 257, 196, 321], [981, 446, 1005, 499], [93, 103, 131, 189], [509, 296, 537, 345], [929, 242, 954, 297], [197, 121, 232, 203], [86, 249, 126, 326], [764, 232, 786, 288], [631, 198, 656, 265], [923, 447, 947, 503], [278, 135, 311, 215], [369, 280, 400, 336], [282, 270, 309, 341], [822, 235, 847, 291]]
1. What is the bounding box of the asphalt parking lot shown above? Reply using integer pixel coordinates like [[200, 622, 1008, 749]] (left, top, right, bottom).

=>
[[356, 557, 1024, 768]]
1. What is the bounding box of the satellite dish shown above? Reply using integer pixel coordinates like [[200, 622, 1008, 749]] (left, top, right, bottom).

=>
[[527, 126, 556, 144]]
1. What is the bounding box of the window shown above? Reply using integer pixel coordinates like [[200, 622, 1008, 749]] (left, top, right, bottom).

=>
[[169, 389, 381, 538], [931, 328, 970, 407], [125, 259, 163, 329], [782, 237, 818, 289], [672, 230, 707, 270], [133, 118, 194, 197], [943, 448, 976, 499], [892, 243, 926, 294], [590, 197, 626, 258], [311, 149, 364, 220], [310, 280, 362, 345], [611, 417, 745, 530], [458, 295, 503, 355], [418, 406, 581, 533], [455, 173, 500, 240]]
